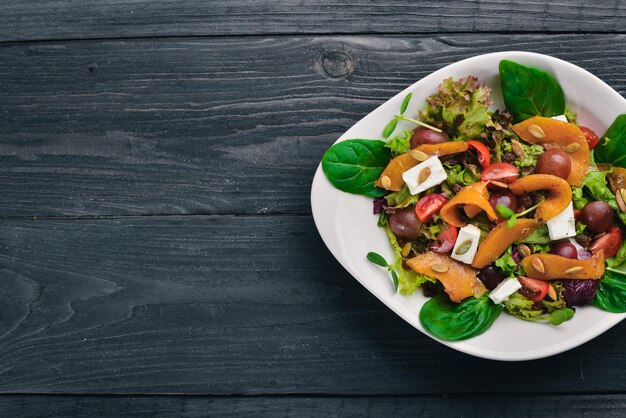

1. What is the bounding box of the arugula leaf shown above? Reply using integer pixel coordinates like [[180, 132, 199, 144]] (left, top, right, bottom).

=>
[[499, 60, 565, 123], [322, 139, 390, 197], [419, 294, 502, 341], [593, 268, 626, 313], [595, 114, 626, 167]]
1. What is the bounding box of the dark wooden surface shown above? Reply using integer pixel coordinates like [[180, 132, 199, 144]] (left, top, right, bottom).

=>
[[3, 1, 626, 417]]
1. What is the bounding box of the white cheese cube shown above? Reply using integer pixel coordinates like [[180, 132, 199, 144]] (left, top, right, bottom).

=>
[[551, 114, 568, 122], [547, 202, 576, 241], [402, 156, 447, 195], [451, 224, 481, 265], [489, 277, 522, 304]]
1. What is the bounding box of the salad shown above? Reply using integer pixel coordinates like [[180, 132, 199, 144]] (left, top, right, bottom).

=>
[[321, 59, 626, 341]]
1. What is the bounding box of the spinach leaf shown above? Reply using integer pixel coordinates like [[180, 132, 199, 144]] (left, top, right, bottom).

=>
[[419, 294, 502, 341], [322, 139, 391, 197], [593, 268, 626, 313], [595, 114, 626, 167], [499, 60, 565, 123]]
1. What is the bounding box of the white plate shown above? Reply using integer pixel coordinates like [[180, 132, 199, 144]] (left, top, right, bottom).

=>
[[310, 51, 626, 361]]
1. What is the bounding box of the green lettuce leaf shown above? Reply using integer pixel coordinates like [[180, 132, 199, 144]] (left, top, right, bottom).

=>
[[444, 164, 480, 187], [419, 76, 494, 141], [501, 140, 544, 168], [521, 224, 551, 245], [385, 185, 420, 208], [385, 130, 412, 156], [579, 171, 626, 226], [495, 246, 517, 277], [383, 225, 433, 295]]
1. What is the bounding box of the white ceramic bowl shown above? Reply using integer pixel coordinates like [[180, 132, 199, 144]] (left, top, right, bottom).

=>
[[311, 51, 626, 361]]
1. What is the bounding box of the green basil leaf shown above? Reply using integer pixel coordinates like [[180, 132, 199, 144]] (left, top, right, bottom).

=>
[[322, 139, 391, 197], [595, 114, 626, 167], [499, 60, 565, 123], [366, 251, 388, 268], [593, 268, 626, 313], [383, 118, 398, 139], [419, 294, 503, 341], [400, 93, 412, 115]]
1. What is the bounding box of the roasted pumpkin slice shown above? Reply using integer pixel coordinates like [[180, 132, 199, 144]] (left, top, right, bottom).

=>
[[512, 116, 589, 186], [415, 141, 469, 157], [471, 218, 541, 269], [440, 182, 497, 227], [521, 251, 605, 280], [375, 152, 417, 191], [508, 174, 572, 223], [406, 252, 487, 302]]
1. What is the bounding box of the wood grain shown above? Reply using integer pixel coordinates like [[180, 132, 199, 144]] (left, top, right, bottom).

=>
[[1, 215, 626, 394], [2, 1, 626, 42], [1, 34, 626, 217], [1, 393, 626, 417]]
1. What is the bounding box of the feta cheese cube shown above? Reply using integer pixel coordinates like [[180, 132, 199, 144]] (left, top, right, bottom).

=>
[[402, 156, 447, 195], [451, 224, 481, 265], [547, 202, 576, 241], [551, 114, 569, 123], [489, 277, 522, 304]]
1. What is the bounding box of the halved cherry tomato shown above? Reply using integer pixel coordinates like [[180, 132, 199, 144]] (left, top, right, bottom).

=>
[[467, 140, 491, 168], [590, 226, 623, 259], [578, 126, 600, 149], [518, 276, 550, 302], [430, 224, 458, 253], [481, 162, 519, 189], [415, 193, 448, 223]]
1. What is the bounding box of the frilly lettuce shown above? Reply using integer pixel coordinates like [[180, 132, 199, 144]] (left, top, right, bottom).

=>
[[385, 185, 420, 208], [419, 76, 494, 141], [501, 140, 544, 168], [385, 130, 412, 156], [383, 224, 433, 295], [495, 246, 517, 277]]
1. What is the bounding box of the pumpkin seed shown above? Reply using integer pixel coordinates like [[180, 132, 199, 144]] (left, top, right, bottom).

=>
[[511, 140, 525, 158], [432, 262, 449, 273], [547, 284, 557, 301], [531, 257, 546, 274], [565, 266, 584, 275], [410, 149, 429, 162], [517, 244, 532, 258], [489, 180, 509, 189], [616, 188, 626, 212], [401, 242, 411, 258], [528, 124, 545, 139], [565, 143, 581, 153], [380, 175, 392, 189], [418, 167, 431, 185], [454, 239, 473, 256]]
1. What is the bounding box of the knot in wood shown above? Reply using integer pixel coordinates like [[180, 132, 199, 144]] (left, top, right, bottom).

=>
[[321, 50, 354, 78]]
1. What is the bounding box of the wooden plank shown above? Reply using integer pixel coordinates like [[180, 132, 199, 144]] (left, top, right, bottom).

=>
[[1, 34, 626, 217], [1, 393, 626, 417], [2, 1, 626, 42], [1, 215, 626, 394]]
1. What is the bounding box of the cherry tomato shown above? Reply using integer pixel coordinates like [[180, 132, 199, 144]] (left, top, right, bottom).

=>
[[430, 224, 458, 253], [467, 140, 491, 168], [480, 162, 519, 189], [415, 193, 448, 223], [578, 126, 600, 149], [590, 226, 623, 259], [518, 276, 549, 302]]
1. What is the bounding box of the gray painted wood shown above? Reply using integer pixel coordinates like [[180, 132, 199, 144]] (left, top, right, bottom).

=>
[[0, 215, 625, 394], [1, 393, 625, 417], [2, 1, 626, 42], [2, 34, 625, 217]]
